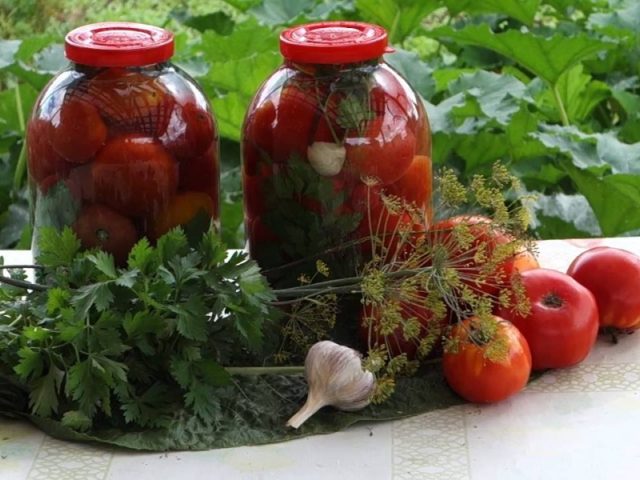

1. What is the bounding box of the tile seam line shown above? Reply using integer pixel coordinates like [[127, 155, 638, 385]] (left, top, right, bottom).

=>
[[101, 450, 115, 480], [463, 405, 472, 480], [24, 432, 47, 480]]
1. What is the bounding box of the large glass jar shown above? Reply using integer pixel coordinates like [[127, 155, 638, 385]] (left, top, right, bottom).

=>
[[242, 22, 431, 285], [27, 23, 219, 264]]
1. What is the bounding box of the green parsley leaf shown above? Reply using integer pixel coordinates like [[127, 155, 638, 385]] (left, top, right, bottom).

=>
[[36, 227, 81, 268], [60, 410, 92, 432], [29, 366, 63, 417], [13, 347, 43, 381]]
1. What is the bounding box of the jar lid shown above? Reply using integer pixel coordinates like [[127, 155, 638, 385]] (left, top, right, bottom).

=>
[[280, 21, 391, 64], [65, 22, 174, 67]]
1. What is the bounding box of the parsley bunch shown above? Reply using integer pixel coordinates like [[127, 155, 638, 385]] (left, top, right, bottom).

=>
[[0, 227, 276, 430]]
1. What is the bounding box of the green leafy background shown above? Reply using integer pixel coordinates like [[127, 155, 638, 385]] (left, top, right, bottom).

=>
[[1, 0, 640, 249]]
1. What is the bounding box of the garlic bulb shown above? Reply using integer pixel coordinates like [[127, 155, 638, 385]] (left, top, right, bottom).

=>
[[307, 142, 346, 177], [286, 340, 376, 429]]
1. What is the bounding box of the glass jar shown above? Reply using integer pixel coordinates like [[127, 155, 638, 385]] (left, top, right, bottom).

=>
[[242, 22, 431, 285], [27, 22, 219, 264]]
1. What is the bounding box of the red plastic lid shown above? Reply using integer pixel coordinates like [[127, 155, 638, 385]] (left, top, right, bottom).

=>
[[65, 22, 174, 67], [280, 21, 391, 64]]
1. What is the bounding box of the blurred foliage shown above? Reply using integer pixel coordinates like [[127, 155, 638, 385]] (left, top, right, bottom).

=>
[[1, 0, 639, 250]]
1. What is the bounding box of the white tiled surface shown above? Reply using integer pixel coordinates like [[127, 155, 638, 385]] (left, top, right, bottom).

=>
[[2, 238, 640, 479]]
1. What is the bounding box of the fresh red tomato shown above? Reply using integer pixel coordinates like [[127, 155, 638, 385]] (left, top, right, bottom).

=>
[[91, 135, 177, 217], [27, 118, 71, 183], [87, 69, 175, 137], [178, 146, 219, 206], [429, 215, 539, 297], [49, 98, 107, 163], [358, 299, 441, 359], [497, 269, 599, 370], [162, 101, 216, 160], [386, 155, 432, 211], [567, 247, 640, 331], [150, 191, 214, 240], [350, 183, 422, 258], [345, 115, 415, 185], [443, 316, 532, 403], [73, 204, 138, 265]]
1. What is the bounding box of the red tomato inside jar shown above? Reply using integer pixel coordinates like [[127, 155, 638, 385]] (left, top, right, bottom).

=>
[[27, 22, 219, 264], [242, 22, 432, 285]]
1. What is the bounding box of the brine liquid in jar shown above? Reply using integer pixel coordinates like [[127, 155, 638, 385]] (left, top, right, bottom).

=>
[[242, 21, 432, 286], [27, 22, 220, 264]]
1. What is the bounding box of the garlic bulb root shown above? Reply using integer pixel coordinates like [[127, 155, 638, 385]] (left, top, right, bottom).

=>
[[286, 341, 376, 429]]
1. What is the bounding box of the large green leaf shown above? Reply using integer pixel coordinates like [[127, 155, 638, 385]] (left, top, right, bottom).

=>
[[612, 88, 640, 120], [212, 93, 248, 142], [431, 24, 614, 85], [0, 40, 21, 69], [171, 10, 236, 35], [544, 0, 603, 17], [528, 193, 601, 239], [177, 22, 281, 142], [588, 2, 640, 37], [446, 0, 541, 26], [356, 0, 439, 43], [537, 65, 610, 123], [385, 48, 435, 100], [567, 165, 640, 236], [532, 125, 640, 175], [14, 367, 464, 451], [448, 70, 533, 125], [249, 0, 316, 25]]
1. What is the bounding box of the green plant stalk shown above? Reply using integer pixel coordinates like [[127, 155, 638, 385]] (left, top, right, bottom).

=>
[[226, 366, 305, 376], [13, 83, 27, 189], [552, 83, 570, 127]]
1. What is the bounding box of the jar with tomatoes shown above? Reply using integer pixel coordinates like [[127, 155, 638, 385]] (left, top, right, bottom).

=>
[[242, 22, 431, 285], [27, 22, 219, 264]]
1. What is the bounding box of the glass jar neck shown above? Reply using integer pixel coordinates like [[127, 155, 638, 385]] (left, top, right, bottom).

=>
[[70, 61, 171, 73], [284, 57, 382, 75]]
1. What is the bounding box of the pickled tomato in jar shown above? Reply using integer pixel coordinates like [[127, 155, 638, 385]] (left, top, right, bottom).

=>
[[27, 22, 220, 264], [242, 22, 432, 285]]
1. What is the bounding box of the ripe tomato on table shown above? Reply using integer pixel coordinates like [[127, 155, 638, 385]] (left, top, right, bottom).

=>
[[350, 183, 423, 259], [567, 247, 640, 331], [358, 299, 443, 359], [91, 135, 177, 217], [428, 215, 539, 297], [497, 269, 599, 370], [443, 316, 532, 403]]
